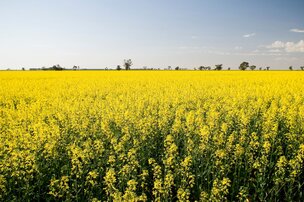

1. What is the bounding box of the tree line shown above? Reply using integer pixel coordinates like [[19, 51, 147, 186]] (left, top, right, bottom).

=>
[[15, 59, 304, 71]]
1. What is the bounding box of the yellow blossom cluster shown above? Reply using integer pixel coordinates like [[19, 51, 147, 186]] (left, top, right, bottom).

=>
[[0, 71, 304, 201]]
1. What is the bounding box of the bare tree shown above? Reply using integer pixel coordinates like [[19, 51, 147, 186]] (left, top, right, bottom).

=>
[[124, 59, 133, 70]]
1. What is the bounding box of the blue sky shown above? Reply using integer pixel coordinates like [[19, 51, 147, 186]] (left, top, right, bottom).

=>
[[0, 0, 303, 69]]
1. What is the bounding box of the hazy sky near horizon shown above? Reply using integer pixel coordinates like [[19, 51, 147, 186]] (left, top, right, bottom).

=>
[[0, 0, 304, 70]]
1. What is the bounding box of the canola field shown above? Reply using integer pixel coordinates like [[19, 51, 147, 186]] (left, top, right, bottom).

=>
[[0, 71, 304, 201]]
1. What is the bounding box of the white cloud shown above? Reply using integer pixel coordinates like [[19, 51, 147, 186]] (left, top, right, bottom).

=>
[[243, 33, 256, 38], [285, 40, 304, 52], [191, 36, 198, 39], [266, 40, 304, 53], [267, 41, 285, 48], [234, 46, 243, 50], [290, 28, 304, 33]]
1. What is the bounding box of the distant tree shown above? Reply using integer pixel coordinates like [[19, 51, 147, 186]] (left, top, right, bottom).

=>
[[259, 67, 262, 70], [215, 64, 223, 70], [266, 66, 270, 71], [22, 67, 25, 71], [168, 66, 172, 70], [175, 66, 180, 70], [116, 65, 122, 70], [206, 66, 211, 70], [228, 67, 231, 70], [249, 65, 256, 70], [300, 66, 304, 71], [51, 64, 64, 70], [198, 66, 204, 70], [73, 65, 78, 70], [289, 66, 293, 71], [239, 62, 249, 70], [143, 66, 147, 70], [124, 59, 132, 70]]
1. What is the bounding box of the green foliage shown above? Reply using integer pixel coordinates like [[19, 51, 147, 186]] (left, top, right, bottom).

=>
[[215, 64, 223, 70], [249, 65, 256, 70], [239, 62, 249, 70]]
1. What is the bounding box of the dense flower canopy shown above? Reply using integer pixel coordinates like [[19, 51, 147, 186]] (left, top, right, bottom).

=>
[[0, 71, 304, 201]]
